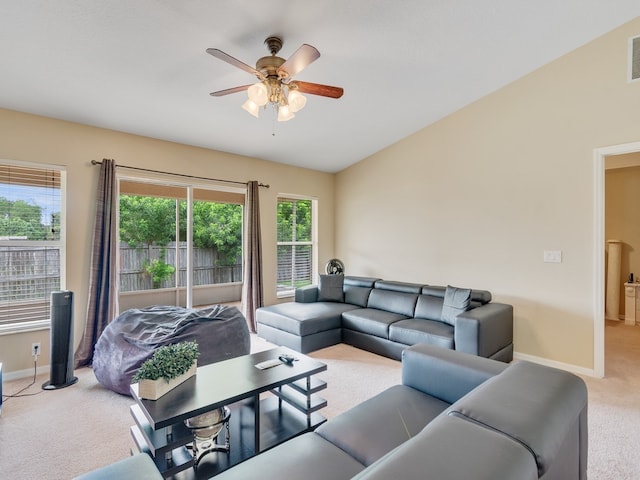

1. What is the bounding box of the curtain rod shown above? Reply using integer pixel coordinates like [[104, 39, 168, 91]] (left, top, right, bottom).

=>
[[90, 159, 270, 188]]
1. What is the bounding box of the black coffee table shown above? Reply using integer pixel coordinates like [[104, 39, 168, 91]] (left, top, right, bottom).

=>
[[130, 347, 327, 478]]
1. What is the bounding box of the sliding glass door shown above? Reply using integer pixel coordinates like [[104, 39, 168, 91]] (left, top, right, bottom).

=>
[[118, 179, 244, 310]]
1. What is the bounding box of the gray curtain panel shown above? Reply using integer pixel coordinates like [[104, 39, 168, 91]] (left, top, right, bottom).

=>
[[74, 159, 119, 367], [241, 180, 263, 332]]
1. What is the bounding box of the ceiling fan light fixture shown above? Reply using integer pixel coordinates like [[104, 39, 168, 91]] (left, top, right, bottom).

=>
[[277, 104, 295, 122], [242, 99, 260, 118], [208, 36, 343, 124], [247, 82, 269, 106], [287, 89, 307, 113]]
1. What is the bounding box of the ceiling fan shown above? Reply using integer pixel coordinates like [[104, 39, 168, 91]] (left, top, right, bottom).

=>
[[207, 36, 344, 122]]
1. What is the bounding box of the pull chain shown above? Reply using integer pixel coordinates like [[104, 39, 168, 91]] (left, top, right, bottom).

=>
[[271, 103, 278, 137]]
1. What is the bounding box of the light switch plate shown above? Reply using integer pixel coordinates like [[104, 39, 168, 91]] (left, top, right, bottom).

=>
[[543, 250, 562, 263]]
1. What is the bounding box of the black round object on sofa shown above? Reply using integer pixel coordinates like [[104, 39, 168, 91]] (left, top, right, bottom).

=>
[[92, 304, 250, 395]]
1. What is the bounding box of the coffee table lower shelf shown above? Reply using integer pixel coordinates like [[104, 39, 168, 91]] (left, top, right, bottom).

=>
[[131, 395, 326, 479]]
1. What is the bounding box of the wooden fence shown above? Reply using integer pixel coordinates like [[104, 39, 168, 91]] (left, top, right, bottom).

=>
[[0, 247, 60, 302], [119, 243, 242, 292], [0, 245, 241, 300]]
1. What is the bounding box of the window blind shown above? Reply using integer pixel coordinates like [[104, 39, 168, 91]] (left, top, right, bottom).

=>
[[0, 163, 64, 329], [276, 197, 314, 294]]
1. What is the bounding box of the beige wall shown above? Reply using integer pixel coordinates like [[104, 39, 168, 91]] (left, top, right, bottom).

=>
[[0, 108, 335, 374], [605, 156, 640, 314], [336, 18, 640, 372]]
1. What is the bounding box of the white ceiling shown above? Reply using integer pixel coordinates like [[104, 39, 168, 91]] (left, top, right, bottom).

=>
[[1, 2, 639, 173]]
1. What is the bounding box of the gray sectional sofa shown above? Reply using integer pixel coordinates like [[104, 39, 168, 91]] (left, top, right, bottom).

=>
[[214, 344, 588, 480], [257, 276, 514, 362]]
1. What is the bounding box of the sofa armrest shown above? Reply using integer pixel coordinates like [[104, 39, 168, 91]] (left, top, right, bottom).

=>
[[448, 361, 588, 478], [455, 303, 513, 360], [295, 285, 319, 303], [401, 344, 507, 404]]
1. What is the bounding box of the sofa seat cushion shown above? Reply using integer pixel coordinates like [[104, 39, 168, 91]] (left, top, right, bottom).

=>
[[388, 318, 454, 349], [448, 361, 588, 477], [316, 385, 449, 467], [352, 415, 538, 480], [341, 308, 408, 338], [256, 302, 358, 336], [213, 432, 365, 480]]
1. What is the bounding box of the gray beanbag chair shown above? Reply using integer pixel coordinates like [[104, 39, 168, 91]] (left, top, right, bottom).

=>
[[93, 304, 250, 395]]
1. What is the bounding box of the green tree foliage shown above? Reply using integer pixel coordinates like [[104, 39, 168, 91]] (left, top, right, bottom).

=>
[[185, 201, 243, 265], [277, 199, 311, 242], [119, 195, 176, 247], [119, 194, 243, 267], [0, 197, 48, 239]]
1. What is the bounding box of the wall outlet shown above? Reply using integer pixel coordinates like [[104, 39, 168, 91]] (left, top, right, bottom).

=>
[[31, 342, 41, 358]]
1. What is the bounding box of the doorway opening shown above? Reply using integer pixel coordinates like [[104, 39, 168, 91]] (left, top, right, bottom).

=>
[[594, 141, 640, 377]]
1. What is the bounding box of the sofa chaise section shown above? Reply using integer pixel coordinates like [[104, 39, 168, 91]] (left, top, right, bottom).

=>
[[256, 301, 360, 353]]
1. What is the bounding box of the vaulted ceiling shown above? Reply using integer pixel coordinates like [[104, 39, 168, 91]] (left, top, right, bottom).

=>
[[1, 1, 639, 172]]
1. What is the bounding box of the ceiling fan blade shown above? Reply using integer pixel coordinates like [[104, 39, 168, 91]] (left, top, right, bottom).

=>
[[206, 48, 260, 76], [278, 44, 320, 78], [290, 81, 344, 99], [209, 84, 252, 97]]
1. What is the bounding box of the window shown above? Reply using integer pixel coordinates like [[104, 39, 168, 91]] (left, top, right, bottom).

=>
[[118, 180, 243, 302], [0, 161, 65, 333], [277, 197, 316, 296]]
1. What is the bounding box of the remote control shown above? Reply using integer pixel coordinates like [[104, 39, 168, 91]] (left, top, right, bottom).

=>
[[278, 354, 296, 365], [255, 359, 282, 370]]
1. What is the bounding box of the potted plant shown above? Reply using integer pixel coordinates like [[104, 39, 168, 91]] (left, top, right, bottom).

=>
[[132, 341, 199, 400]]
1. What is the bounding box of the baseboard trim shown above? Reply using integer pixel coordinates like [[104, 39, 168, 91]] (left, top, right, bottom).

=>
[[513, 351, 596, 378], [3, 365, 50, 382]]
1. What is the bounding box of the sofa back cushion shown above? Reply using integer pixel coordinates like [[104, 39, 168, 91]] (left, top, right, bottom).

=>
[[344, 286, 373, 307], [342, 276, 378, 307], [421, 285, 492, 306], [367, 289, 418, 317], [345, 276, 380, 288], [402, 344, 506, 404], [373, 280, 423, 294], [414, 295, 444, 321]]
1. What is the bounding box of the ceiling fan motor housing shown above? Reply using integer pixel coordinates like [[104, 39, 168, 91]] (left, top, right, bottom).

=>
[[256, 55, 285, 78]]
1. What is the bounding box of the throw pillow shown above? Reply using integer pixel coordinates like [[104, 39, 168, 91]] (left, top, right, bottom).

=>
[[441, 285, 472, 325], [317, 274, 345, 302]]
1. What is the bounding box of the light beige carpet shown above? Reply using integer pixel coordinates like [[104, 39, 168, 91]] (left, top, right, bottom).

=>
[[0, 326, 638, 479], [579, 321, 640, 479]]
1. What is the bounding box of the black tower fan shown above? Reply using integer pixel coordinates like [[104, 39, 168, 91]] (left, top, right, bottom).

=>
[[43, 291, 78, 390]]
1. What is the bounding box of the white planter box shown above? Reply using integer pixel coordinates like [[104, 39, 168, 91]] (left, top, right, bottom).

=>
[[137, 363, 197, 400]]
